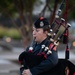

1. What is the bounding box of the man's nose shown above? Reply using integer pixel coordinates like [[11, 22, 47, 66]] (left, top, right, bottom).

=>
[[33, 30, 36, 35]]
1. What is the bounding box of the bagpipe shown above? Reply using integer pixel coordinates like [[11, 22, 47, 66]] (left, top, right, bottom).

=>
[[18, 0, 75, 75]]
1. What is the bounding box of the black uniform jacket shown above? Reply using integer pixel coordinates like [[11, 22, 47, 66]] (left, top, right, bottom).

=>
[[26, 38, 58, 75]]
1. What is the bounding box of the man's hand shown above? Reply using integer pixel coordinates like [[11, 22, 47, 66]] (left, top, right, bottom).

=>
[[22, 69, 32, 75]]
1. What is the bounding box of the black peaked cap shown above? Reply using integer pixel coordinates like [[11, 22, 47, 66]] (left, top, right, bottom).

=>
[[34, 17, 50, 28]]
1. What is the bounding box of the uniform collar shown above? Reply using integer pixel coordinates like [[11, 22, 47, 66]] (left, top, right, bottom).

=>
[[36, 38, 48, 45]]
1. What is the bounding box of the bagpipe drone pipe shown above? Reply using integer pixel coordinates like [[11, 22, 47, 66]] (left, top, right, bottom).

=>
[[18, 0, 75, 75]]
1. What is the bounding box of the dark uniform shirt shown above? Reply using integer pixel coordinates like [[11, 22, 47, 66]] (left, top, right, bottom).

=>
[[26, 38, 58, 75]]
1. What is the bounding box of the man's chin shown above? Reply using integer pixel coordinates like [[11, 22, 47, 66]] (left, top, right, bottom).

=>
[[34, 39, 38, 42], [34, 39, 37, 42]]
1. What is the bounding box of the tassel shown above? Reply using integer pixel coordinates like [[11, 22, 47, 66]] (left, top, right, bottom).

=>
[[65, 45, 69, 59], [63, 30, 67, 44]]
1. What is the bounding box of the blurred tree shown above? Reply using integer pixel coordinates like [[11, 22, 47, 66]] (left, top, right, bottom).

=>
[[0, 0, 75, 48], [0, 0, 38, 48], [68, 0, 75, 20]]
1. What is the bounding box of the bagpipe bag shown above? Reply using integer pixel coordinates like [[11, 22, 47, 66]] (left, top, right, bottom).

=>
[[19, 51, 75, 75]]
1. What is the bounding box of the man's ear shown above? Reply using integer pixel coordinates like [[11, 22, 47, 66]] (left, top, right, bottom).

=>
[[45, 31, 48, 35]]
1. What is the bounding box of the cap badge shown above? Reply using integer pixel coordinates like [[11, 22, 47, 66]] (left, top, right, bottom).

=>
[[40, 21, 44, 27]]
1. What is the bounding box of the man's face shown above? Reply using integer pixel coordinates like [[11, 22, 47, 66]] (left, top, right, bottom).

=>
[[32, 27, 47, 43]]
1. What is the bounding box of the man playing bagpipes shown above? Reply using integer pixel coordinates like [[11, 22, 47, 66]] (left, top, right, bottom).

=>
[[19, 17, 58, 75]]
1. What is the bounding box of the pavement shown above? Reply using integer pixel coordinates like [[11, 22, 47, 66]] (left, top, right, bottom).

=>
[[0, 48, 24, 75], [0, 48, 75, 75], [58, 50, 75, 64], [0, 59, 19, 73]]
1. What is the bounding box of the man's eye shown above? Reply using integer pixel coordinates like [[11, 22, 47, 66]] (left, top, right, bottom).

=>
[[36, 30, 39, 32]]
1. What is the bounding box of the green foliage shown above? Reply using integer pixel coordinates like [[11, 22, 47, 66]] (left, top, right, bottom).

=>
[[0, 0, 37, 16], [0, 0, 17, 17], [69, 10, 75, 20], [0, 26, 21, 40], [6, 28, 21, 40], [24, 0, 37, 12], [0, 27, 7, 38], [0, 0, 75, 19]]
